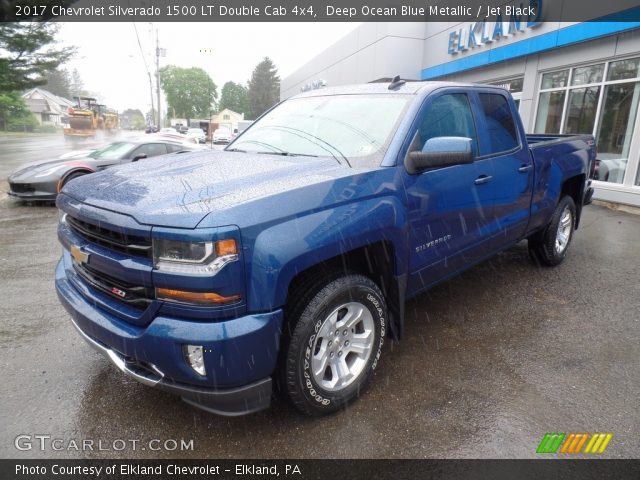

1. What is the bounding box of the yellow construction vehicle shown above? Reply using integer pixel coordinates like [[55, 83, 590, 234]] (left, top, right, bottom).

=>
[[63, 97, 119, 140]]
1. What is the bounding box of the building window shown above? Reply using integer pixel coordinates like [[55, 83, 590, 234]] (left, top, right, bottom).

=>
[[487, 77, 524, 110], [534, 57, 640, 185], [223, 114, 230, 120]]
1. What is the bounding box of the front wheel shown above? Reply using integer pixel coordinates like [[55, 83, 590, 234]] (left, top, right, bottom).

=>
[[528, 195, 576, 266], [283, 274, 387, 416]]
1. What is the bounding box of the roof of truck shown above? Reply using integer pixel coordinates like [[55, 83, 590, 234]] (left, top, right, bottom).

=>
[[292, 81, 488, 99]]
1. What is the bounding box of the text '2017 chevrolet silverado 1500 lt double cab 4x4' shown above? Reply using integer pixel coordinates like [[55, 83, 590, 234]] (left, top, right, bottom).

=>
[[55, 79, 595, 416]]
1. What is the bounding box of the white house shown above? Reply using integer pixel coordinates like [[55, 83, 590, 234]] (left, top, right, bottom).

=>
[[22, 88, 75, 126]]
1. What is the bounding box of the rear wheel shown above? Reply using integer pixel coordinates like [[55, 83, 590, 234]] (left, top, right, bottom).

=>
[[283, 274, 387, 416], [528, 196, 576, 266]]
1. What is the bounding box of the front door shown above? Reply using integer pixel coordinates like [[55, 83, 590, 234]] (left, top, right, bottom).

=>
[[404, 91, 495, 295]]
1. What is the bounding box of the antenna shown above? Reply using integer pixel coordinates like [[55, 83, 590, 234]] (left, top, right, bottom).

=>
[[388, 75, 406, 90]]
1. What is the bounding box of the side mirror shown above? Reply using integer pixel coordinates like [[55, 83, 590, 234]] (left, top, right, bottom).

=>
[[132, 153, 147, 162], [405, 136, 473, 174]]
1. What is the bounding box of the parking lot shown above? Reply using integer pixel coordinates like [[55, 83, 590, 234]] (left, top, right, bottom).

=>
[[0, 132, 638, 459]]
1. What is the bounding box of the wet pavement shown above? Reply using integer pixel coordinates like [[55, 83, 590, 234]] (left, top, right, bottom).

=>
[[0, 133, 638, 459]]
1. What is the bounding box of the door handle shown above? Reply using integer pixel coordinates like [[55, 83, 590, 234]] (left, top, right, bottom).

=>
[[474, 175, 493, 185], [518, 164, 533, 173]]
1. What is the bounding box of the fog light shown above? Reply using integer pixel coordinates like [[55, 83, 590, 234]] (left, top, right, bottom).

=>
[[184, 345, 206, 376]]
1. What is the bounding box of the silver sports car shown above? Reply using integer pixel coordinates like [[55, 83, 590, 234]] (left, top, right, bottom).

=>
[[8, 136, 203, 201]]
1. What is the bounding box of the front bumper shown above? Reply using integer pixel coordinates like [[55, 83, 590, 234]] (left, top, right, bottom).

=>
[[55, 259, 283, 416], [8, 180, 58, 201]]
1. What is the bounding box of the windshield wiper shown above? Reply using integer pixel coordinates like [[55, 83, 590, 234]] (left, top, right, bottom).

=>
[[269, 126, 352, 168], [256, 151, 319, 158]]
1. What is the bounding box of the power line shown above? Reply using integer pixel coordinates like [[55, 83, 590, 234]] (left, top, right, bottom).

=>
[[132, 22, 151, 76]]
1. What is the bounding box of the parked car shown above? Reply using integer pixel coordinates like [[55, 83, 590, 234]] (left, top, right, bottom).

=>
[[55, 80, 595, 416], [212, 127, 233, 144], [145, 125, 158, 134], [186, 127, 206, 144], [8, 136, 200, 201]]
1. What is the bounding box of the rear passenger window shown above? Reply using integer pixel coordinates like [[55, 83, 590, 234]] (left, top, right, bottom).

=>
[[417, 93, 478, 155], [479, 93, 519, 155], [166, 143, 185, 153]]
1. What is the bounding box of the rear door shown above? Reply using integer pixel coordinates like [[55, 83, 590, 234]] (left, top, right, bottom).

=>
[[403, 89, 495, 294], [473, 90, 533, 248]]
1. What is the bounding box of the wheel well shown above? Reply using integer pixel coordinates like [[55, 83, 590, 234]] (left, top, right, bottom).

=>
[[561, 174, 585, 227], [57, 169, 92, 192], [285, 242, 404, 341]]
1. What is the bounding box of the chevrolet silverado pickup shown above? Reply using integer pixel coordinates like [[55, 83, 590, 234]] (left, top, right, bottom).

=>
[[55, 80, 595, 416]]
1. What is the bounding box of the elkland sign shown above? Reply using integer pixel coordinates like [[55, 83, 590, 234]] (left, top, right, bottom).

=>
[[447, 0, 543, 54]]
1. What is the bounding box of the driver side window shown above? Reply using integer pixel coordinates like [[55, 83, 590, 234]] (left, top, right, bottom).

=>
[[417, 93, 478, 155], [130, 143, 168, 159]]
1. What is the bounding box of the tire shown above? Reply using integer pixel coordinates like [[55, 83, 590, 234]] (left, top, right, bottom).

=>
[[528, 195, 576, 266], [60, 171, 88, 189], [283, 274, 387, 416]]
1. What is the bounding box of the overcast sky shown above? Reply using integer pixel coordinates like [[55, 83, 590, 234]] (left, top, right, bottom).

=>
[[57, 22, 360, 115]]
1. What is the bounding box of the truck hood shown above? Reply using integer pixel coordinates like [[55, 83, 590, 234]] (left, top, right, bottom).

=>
[[60, 150, 351, 228]]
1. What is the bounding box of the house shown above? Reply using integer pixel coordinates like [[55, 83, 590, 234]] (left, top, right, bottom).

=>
[[210, 109, 244, 131], [22, 88, 75, 126]]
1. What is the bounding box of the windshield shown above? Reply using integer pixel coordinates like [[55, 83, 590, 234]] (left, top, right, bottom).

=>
[[89, 142, 135, 160], [227, 94, 409, 167]]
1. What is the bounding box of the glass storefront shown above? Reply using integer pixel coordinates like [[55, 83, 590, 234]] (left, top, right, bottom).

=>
[[534, 57, 640, 186]]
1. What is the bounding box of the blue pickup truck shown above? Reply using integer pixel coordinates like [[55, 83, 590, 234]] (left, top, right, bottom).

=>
[[55, 80, 595, 416]]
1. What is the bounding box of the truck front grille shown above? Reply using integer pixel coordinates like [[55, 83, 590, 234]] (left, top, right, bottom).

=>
[[66, 215, 152, 259], [72, 260, 153, 309]]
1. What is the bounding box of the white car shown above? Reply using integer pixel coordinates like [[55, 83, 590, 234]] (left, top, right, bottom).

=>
[[213, 128, 232, 144], [186, 128, 206, 144]]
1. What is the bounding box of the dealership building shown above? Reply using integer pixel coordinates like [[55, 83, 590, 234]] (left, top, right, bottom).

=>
[[281, 5, 640, 206]]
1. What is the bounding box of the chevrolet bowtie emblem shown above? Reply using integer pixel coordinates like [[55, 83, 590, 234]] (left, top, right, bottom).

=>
[[70, 245, 90, 264]]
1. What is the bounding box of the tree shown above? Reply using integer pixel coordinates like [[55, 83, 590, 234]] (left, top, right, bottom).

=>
[[69, 68, 84, 97], [120, 108, 146, 130], [159, 65, 217, 121], [45, 68, 72, 99], [0, 92, 38, 131], [0, 23, 75, 94], [219, 81, 249, 116], [247, 57, 280, 120]]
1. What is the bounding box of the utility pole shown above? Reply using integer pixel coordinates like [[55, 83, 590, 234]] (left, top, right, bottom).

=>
[[155, 29, 161, 128], [148, 72, 155, 126]]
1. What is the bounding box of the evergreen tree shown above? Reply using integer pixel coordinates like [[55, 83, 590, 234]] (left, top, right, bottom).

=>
[[70, 69, 84, 97], [45, 68, 72, 98], [0, 23, 74, 93], [247, 57, 280, 120]]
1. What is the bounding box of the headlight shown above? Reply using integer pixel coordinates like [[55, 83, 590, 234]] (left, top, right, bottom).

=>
[[153, 238, 239, 275]]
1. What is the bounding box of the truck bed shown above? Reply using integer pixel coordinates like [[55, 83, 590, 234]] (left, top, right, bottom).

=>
[[526, 133, 595, 148]]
